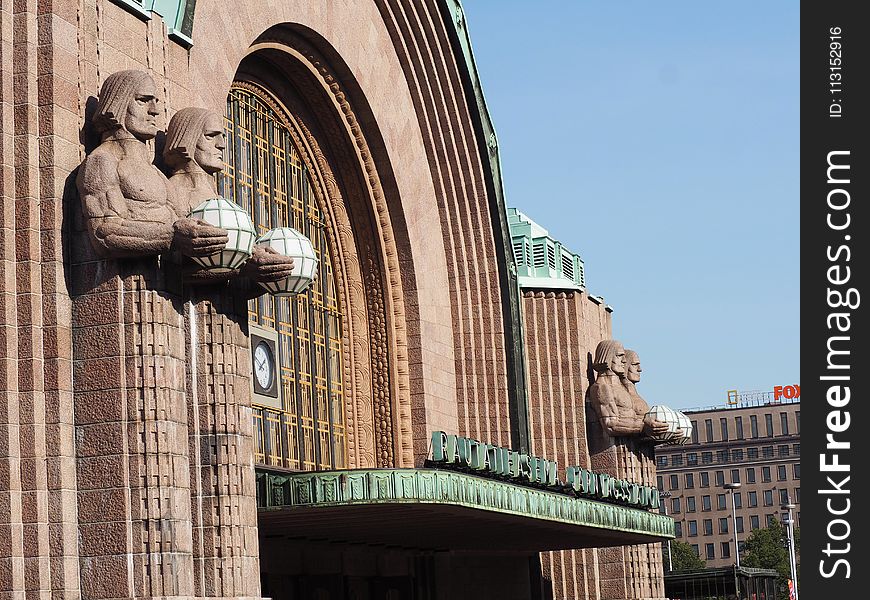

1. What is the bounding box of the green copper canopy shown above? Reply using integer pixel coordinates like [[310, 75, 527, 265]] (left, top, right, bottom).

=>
[[256, 468, 674, 552]]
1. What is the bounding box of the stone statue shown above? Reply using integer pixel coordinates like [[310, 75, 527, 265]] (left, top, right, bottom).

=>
[[163, 107, 295, 286], [75, 69, 227, 260], [587, 340, 670, 600], [588, 339, 669, 439], [164, 106, 292, 598]]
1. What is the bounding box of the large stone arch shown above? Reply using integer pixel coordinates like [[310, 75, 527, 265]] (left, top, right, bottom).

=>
[[170, 2, 463, 467]]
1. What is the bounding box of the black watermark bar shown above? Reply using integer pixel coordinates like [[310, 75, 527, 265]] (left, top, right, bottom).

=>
[[803, 3, 868, 597]]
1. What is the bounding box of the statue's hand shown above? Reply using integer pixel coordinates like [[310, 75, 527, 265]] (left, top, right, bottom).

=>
[[642, 415, 670, 437], [241, 245, 295, 283], [172, 218, 228, 257]]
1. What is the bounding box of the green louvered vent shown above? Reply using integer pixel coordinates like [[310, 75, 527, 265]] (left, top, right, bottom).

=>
[[507, 208, 586, 291]]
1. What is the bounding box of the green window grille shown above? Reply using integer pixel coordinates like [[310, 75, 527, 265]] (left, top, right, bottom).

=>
[[219, 83, 346, 471]]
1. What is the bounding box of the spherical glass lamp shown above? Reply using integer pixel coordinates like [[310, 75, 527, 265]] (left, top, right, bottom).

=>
[[255, 227, 318, 296], [187, 198, 256, 271], [645, 405, 692, 445]]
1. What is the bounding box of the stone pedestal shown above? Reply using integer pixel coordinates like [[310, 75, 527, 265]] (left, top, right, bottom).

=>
[[186, 288, 261, 599], [587, 405, 667, 600], [73, 259, 195, 599]]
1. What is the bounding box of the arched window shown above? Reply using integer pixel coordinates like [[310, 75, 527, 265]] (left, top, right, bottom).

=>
[[218, 84, 346, 471]]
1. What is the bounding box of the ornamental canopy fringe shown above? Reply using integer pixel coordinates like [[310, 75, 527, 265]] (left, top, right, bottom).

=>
[[256, 469, 674, 552]]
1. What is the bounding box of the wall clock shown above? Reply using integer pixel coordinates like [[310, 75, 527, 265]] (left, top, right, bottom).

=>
[[250, 331, 279, 399]]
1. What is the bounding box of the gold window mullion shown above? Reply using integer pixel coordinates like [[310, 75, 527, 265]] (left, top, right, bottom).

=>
[[223, 84, 347, 473]]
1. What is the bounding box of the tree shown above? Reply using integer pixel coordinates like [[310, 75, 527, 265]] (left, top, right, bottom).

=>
[[741, 519, 800, 599], [667, 540, 707, 572]]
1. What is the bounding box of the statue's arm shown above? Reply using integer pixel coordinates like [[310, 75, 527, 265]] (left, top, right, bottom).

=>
[[78, 153, 174, 257], [594, 385, 645, 436], [183, 246, 295, 300]]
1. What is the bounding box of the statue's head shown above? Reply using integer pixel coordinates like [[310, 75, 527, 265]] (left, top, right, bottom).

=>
[[625, 349, 642, 383], [93, 70, 160, 140], [592, 339, 626, 376], [164, 107, 226, 174]]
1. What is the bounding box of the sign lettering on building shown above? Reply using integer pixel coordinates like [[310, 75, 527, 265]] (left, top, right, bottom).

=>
[[429, 431, 659, 509]]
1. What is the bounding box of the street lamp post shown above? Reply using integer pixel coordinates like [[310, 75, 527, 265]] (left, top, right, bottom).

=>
[[724, 482, 742, 599], [781, 499, 799, 600], [659, 490, 673, 572]]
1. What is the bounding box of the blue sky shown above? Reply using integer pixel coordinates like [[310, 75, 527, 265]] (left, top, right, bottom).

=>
[[462, 1, 799, 410]]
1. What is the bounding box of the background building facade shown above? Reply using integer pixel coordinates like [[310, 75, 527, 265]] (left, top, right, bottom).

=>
[[654, 395, 800, 568]]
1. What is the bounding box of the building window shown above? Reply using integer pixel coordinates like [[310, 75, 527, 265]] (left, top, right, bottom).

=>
[[764, 490, 773, 506], [715, 471, 725, 486], [767, 514, 777, 526], [705, 543, 715, 560], [719, 518, 729, 534], [734, 492, 742, 509], [688, 521, 698, 537], [731, 468, 740, 483], [692, 544, 700, 556], [780, 412, 789, 435], [779, 489, 790, 505], [721, 542, 731, 558], [720, 418, 729, 441], [793, 464, 800, 479], [703, 519, 713, 536], [716, 449, 729, 463], [687, 496, 696, 512], [702, 452, 713, 465], [705, 419, 714, 442], [732, 448, 743, 461], [748, 447, 759, 459], [765, 413, 774, 437], [762, 466, 772, 482], [223, 84, 347, 471], [670, 474, 679, 490], [735, 416, 744, 440], [685, 473, 695, 489], [672, 497, 682, 513], [657, 475, 664, 490], [657, 456, 668, 469], [687, 452, 698, 466], [746, 468, 756, 483], [702, 495, 712, 511], [736, 516, 744, 533], [750, 515, 760, 530], [675, 522, 683, 538], [778, 445, 790, 457], [700, 472, 709, 487], [691, 421, 699, 444], [717, 494, 726, 510], [672, 454, 683, 467], [778, 465, 787, 481], [795, 487, 800, 502], [751, 415, 759, 438], [748, 491, 758, 507], [793, 443, 800, 455], [796, 411, 800, 433], [762, 446, 774, 458]]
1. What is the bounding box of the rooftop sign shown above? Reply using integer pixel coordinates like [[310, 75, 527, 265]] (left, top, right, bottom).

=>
[[429, 431, 659, 510]]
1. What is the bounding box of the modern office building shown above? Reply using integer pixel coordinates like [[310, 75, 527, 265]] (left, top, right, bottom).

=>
[[655, 394, 800, 568]]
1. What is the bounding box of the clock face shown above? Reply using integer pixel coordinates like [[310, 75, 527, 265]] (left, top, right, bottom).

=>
[[253, 342, 273, 390]]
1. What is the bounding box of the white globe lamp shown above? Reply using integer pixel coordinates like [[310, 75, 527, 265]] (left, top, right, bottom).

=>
[[645, 405, 692, 445], [255, 227, 318, 296], [187, 198, 256, 272]]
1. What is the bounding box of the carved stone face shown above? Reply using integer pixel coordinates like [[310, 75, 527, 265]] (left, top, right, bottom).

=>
[[124, 77, 160, 141], [610, 347, 626, 375], [626, 355, 642, 383], [194, 112, 226, 174]]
